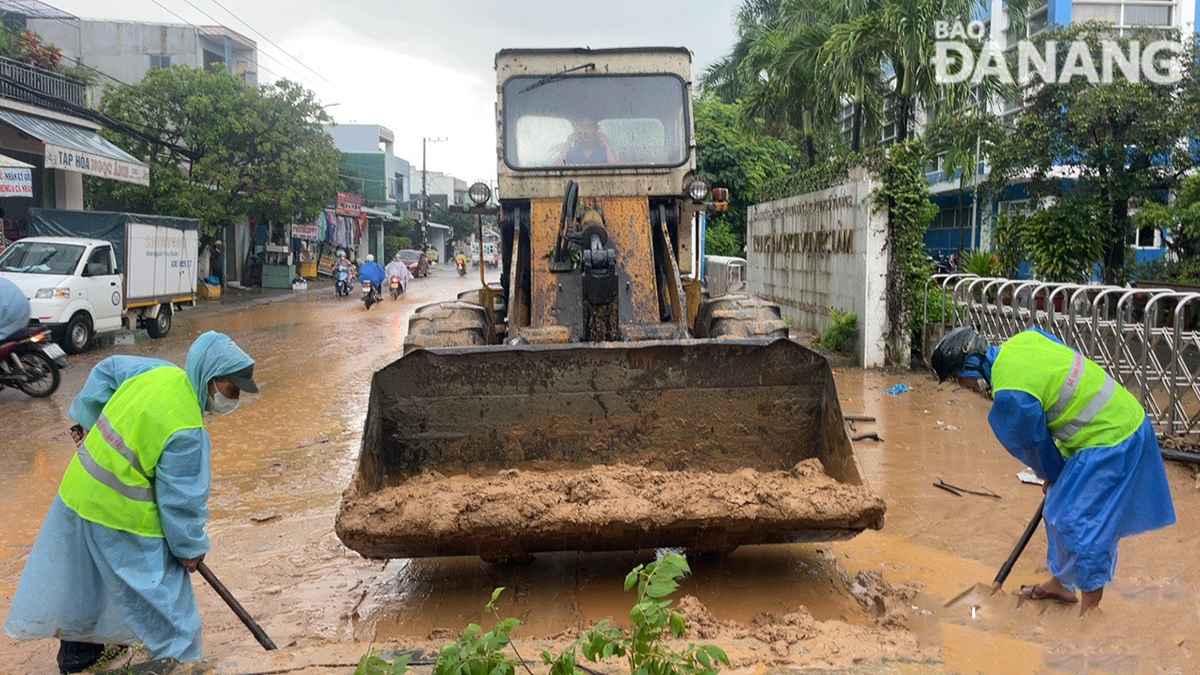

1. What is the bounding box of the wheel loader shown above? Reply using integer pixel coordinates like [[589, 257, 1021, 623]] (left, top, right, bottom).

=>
[[335, 47, 885, 560]]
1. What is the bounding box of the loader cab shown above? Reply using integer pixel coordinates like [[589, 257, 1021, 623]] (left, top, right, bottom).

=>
[[494, 47, 710, 345]]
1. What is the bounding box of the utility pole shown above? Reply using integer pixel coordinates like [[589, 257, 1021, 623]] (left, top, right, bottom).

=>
[[420, 136, 447, 250]]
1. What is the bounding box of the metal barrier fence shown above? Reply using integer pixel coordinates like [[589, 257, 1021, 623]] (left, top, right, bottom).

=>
[[923, 274, 1200, 437]]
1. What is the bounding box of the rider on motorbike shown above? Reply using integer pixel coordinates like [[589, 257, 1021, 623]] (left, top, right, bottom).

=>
[[358, 254, 386, 296], [0, 276, 30, 341], [384, 253, 413, 293]]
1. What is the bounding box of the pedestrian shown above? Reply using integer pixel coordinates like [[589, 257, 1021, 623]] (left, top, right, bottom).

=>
[[3, 331, 258, 672], [210, 239, 226, 288], [930, 326, 1175, 615]]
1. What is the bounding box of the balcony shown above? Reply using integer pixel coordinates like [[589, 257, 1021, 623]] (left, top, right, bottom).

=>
[[0, 55, 85, 112]]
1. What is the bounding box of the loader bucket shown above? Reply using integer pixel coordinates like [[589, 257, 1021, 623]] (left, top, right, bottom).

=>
[[336, 338, 884, 559]]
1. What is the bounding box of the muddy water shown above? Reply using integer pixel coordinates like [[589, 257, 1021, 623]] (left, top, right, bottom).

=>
[[1, 277, 1198, 674]]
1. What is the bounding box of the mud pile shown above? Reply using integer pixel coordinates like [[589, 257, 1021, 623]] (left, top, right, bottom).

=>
[[337, 459, 885, 559]]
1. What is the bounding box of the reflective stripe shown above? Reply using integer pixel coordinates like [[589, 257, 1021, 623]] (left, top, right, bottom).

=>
[[75, 446, 154, 502], [1053, 376, 1117, 441], [95, 414, 148, 480], [1046, 352, 1085, 422]]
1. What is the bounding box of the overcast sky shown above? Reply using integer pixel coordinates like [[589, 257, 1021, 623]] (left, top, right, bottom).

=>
[[49, 0, 739, 184]]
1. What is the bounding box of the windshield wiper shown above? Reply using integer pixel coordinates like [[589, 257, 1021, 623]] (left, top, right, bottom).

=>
[[519, 63, 596, 94]]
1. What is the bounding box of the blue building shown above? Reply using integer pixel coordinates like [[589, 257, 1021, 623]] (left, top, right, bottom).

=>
[[922, 0, 1188, 266]]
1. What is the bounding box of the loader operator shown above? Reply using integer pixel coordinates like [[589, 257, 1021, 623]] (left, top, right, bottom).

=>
[[4, 331, 258, 672], [931, 326, 1174, 615], [556, 115, 617, 165]]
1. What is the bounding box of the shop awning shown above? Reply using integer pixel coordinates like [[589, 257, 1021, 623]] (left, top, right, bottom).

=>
[[361, 206, 401, 221], [0, 109, 150, 186]]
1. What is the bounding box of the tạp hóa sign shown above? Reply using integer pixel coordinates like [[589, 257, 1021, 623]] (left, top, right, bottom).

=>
[[43, 143, 150, 186]]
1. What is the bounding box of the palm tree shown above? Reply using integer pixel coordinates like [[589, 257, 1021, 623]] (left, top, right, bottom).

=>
[[739, 10, 840, 164], [822, 0, 1030, 142]]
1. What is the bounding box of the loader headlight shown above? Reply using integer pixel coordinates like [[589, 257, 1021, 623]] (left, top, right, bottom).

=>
[[35, 287, 70, 299], [687, 179, 710, 203], [469, 182, 492, 206]]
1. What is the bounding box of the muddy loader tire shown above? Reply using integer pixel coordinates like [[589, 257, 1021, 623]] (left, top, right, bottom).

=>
[[695, 294, 788, 339], [403, 301, 490, 354], [456, 289, 482, 305]]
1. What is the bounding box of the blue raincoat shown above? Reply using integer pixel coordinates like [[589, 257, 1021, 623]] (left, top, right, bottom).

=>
[[963, 328, 1175, 592], [4, 332, 253, 662], [358, 259, 385, 286], [0, 276, 30, 340]]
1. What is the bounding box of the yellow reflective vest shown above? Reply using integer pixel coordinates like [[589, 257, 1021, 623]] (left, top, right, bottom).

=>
[[58, 365, 204, 537], [992, 330, 1144, 457]]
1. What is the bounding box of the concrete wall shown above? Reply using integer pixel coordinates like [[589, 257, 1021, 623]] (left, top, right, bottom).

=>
[[30, 20, 200, 92], [325, 125, 386, 154], [746, 167, 889, 367]]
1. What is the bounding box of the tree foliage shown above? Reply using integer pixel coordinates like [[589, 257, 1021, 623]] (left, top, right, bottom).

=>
[[694, 96, 799, 254], [1132, 173, 1200, 283], [989, 24, 1200, 283], [88, 66, 341, 238]]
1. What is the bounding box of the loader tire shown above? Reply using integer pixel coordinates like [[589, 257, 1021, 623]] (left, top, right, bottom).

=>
[[403, 301, 490, 354], [456, 289, 482, 305], [695, 294, 788, 339]]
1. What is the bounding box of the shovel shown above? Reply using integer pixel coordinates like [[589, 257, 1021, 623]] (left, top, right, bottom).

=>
[[197, 562, 277, 650], [946, 497, 1045, 608]]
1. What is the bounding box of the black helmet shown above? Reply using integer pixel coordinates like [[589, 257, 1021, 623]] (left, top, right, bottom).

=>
[[931, 326, 990, 382]]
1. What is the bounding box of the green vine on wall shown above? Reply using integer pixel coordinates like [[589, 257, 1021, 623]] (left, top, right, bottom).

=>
[[757, 149, 885, 203], [871, 141, 937, 365]]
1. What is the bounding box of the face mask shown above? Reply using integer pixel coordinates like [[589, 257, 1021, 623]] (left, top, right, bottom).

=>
[[207, 389, 240, 414]]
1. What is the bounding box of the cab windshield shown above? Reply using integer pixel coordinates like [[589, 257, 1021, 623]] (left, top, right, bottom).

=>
[[0, 241, 84, 275], [502, 74, 689, 170]]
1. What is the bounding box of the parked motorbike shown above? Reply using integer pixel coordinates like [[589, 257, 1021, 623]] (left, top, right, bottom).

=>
[[456, 257, 467, 276], [335, 265, 351, 298], [389, 275, 403, 300], [0, 327, 67, 398], [362, 280, 381, 310]]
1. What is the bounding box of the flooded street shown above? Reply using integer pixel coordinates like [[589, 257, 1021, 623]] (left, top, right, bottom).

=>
[[1, 271, 1197, 674]]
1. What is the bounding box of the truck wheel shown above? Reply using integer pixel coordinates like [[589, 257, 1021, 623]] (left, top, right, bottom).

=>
[[695, 294, 788, 339], [63, 313, 92, 354], [403, 301, 490, 354], [147, 305, 172, 339]]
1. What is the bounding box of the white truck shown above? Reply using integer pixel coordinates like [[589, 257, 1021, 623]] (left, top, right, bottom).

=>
[[0, 209, 199, 353]]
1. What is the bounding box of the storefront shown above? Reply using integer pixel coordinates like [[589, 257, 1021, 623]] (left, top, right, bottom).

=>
[[0, 104, 149, 243], [314, 192, 367, 276]]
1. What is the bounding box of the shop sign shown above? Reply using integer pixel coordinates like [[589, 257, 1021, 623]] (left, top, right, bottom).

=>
[[336, 192, 363, 216], [0, 167, 32, 197], [43, 143, 150, 186], [292, 224, 318, 240]]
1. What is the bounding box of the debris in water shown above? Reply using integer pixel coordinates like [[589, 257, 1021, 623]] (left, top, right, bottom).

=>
[[885, 384, 910, 395], [933, 479, 1000, 499], [1017, 469, 1046, 486], [852, 432, 883, 442], [250, 513, 280, 524]]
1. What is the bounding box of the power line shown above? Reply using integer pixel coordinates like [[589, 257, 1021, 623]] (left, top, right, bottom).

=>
[[204, 0, 333, 85], [0, 71, 198, 159], [147, 0, 302, 87], [174, 0, 313, 86]]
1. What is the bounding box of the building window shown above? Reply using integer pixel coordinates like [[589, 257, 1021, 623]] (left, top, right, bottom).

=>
[[203, 50, 224, 73], [149, 54, 171, 69], [1073, 0, 1175, 28]]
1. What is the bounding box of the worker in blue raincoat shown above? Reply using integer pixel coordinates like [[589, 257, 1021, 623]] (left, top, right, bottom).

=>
[[931, 326, 1175, 615], [0, 275, 30, 340], [3, 331, 258, 673]]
